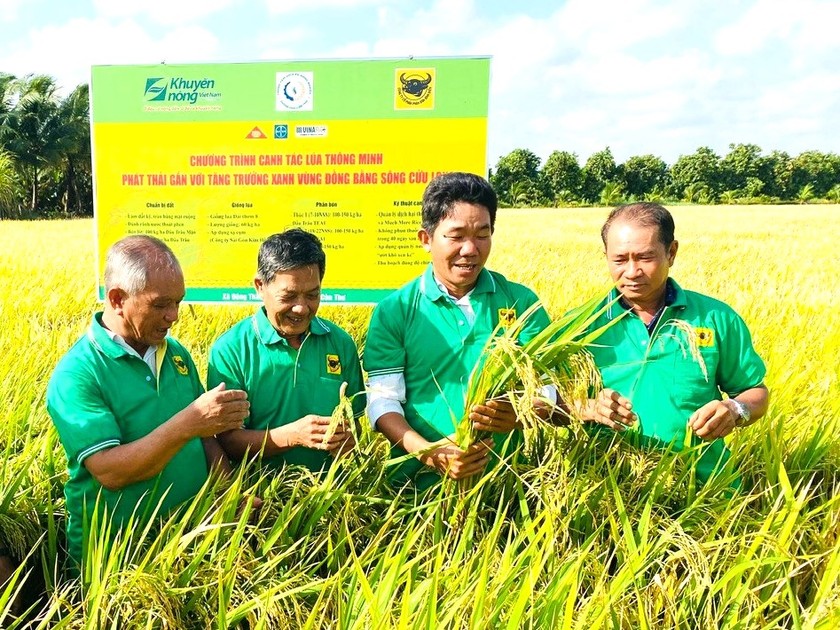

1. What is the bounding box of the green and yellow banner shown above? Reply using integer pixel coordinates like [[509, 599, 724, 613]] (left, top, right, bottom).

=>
[[91, 57, 490, 303]]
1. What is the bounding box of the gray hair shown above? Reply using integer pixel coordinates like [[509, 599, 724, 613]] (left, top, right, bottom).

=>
[[104, 235, 181, 295]]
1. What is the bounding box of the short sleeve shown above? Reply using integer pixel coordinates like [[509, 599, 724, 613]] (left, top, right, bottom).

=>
[[340, 334, 366, 419], [515, 287, 551, 345], [363, 299, 407, 380], [46, 365, 122, 465], [207, 334, 246, 392], [716, 310, 766, 396]]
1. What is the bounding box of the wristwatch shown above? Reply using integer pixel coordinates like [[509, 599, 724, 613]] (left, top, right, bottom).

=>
[[729, 399, 751, 427]]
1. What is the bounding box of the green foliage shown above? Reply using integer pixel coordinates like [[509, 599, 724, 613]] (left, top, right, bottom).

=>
[[542, 150, 582, 204], [796, 183, 815, 204], [721, 143, 774, 195], [791, 150, 840, 197], [598, 181, 625, 207], [670, 147, 724, 200], [581, 147, 620, 203], [488, 143, 840, 209], [490, 148, 545, 207], [621, 154, 668, 199], [0, 73, 92, 218], [0, 150, 20, 218]]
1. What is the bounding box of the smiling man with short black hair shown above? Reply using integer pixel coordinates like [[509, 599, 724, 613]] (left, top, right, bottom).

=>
[[208, 229, 364, 472]]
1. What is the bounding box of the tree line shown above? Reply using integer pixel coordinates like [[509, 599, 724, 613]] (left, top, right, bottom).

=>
[[3, 72, 840, 218], [0, 74, 92, 219], [489, 146, 840, 208]]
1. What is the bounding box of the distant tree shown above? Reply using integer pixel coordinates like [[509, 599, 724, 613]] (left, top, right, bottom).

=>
[[622, 154, 668, 199], [509, 180, 543, 208], [765, 150, 794, 199], [55, 84, 92, 215], [796, 183, 815, 204], [643, 187, 666, 203], [0, 149, 19, 218], [599, 181, 625, 206], [720, 143, 773, 197], [581, 147, 619, 202], [491, 148, 544, 206], [0, 74, 67, 214], [541, 150, 582, 203], [681, 182, 709, 204], [719, 190, 737, 205], [827, 184, 840, 204], [791, 151, 840, 197], [670, 147, 723, 199]]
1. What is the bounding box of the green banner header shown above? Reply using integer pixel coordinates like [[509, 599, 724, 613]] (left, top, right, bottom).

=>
[[91, 57, 490, 123]]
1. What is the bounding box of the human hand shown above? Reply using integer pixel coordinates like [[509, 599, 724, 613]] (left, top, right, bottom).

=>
[[421, 439, 493, 480], [236, 494, 264, 525], [329, 428, 356, 458], [688, 400, 738, 441], [274, 414, 352, 452], [470, 398, 520, 433], [588, 388, 637, 431], [188, 382, 250, 437]]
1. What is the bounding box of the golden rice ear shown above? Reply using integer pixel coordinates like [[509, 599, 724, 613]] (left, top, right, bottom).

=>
[[323, 381, 353, 447]]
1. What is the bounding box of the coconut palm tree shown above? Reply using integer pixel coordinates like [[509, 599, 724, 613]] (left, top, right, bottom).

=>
[[0, 74, 67, 215], [55, 84, 92, 215]]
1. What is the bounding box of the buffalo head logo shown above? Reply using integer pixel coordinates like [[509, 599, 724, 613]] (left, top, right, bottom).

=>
[[326, 354, 341, 375], [400, 72, 432, 97], [498, 309, 517, 328], [172, 355, 189, 376]]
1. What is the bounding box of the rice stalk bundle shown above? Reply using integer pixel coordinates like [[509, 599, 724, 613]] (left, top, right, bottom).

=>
[[456, 292, 623, 449]]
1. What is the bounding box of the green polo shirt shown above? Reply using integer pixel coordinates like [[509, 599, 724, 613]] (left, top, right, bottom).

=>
[[586, 279, 766, 481], [207, 308, 365, 472], [364, 265, 550, 488], [46, 313, 209, 565]]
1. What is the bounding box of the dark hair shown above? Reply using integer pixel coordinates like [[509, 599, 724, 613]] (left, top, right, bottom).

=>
[[257, 228, 326, 282], [600, 202, 675, 247], [421, 172, 498, 234]]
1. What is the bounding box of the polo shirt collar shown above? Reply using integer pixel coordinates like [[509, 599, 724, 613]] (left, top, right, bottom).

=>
[[86, 312, 137, 360], [419, 264, 496, 302], [253, 306, 330, 346], [606, 278, 686, 320]]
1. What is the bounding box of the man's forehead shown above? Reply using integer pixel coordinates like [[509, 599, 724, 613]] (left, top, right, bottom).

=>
[[139, 266, 184, 293], [269, 265, 322, 290], [607, 221, 661, 244]]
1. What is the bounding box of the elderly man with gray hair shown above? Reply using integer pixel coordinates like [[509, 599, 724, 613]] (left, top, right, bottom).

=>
[[46, 235, 250, 571]]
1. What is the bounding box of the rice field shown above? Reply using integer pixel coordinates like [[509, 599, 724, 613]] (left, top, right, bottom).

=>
[[1, 205, 839, 628]]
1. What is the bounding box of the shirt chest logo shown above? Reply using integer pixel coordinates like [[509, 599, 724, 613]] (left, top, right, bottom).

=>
[[326, 354, 342, 375], [172, 355, 189, 376], [694, 327, 715, 347], [498, 308, 517, 328]]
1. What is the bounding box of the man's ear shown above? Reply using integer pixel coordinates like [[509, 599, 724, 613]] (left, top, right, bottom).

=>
[[668, 240, 679, 266], [418, 228, 432, 252], [107, 287, 128, 314], [254, 276, 264, 293]]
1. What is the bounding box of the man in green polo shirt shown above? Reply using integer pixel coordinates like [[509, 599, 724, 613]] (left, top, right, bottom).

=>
[[578, 202, 769, 482], [46, 235, 250, 569], [364, 172, 552, 489], [208, 229, 363, 472]]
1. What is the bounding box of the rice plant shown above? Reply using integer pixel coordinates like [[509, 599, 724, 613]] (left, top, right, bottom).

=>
[[0, 206, 837, 628]]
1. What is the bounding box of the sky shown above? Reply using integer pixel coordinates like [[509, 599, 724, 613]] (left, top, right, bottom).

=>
[[1, 0, 838, 169]]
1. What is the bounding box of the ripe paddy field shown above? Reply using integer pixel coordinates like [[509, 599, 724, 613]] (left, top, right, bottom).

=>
[[1, 205, 838, 628]]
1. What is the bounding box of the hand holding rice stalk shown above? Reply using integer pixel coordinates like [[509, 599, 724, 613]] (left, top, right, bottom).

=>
[[322, 381, 357, 455], [456, 293, 625, 449]]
